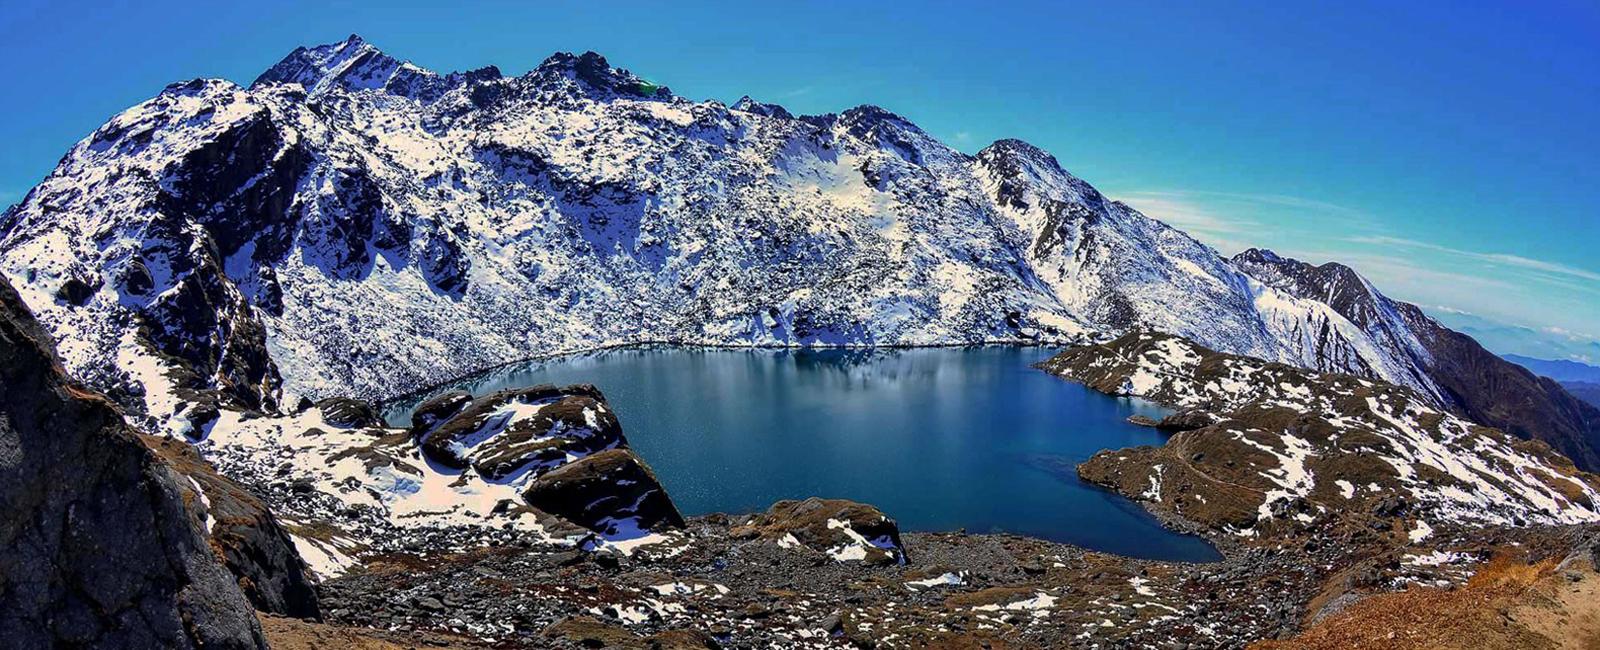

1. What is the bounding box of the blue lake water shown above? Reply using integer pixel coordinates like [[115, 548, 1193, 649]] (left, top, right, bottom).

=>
[[382, 346, 1219, 562]]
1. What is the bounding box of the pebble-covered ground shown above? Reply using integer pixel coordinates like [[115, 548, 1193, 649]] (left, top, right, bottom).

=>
[[312, 509, 1599, 649]]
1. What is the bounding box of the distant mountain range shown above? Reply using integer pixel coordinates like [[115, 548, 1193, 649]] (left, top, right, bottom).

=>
[[1432, 309, 1600, 364], [1505, 354, 1600, 383], [1, 34, 1597, 470], [1503, 355, 1600, 410], [1566, 382, 1600, 409]]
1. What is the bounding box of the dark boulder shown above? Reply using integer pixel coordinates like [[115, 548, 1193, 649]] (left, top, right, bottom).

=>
[[0, 276, 268, 648], [732, 498, 907, 566], [521, 448, 684, 537], [1157, 408, 1217, 432], [55, 274, 99, 305], [316, 396, 384, 429]]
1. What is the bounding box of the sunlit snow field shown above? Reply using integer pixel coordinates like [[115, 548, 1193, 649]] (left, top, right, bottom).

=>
[[382, 346, 1220, 562]]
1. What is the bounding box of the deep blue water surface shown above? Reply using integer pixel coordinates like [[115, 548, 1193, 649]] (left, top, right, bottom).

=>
[[383, 347, 1219, 562]]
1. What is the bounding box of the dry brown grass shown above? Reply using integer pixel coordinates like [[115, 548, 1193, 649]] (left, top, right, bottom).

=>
[[259, 614, 487, 649], [1253, 554, 1600, 650]]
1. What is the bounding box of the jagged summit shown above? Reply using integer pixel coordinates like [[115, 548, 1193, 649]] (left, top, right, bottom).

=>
[[978, 138, 1065, 174], [253, 36, 674, 104], [528, 50, 672, 100], [253, 34, 391, 90], [253, 34, 501, 102], [1235, 247, 1360, 277], [730, 95, 793, 119]]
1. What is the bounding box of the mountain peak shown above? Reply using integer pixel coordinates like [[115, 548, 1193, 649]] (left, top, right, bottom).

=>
[[530, 50, 671, 100], [253, 34, 401, 92], [1233, 247, 1362, 280], [253, 35, 503, 102], [838, 104, 917, 130], [977, 138, 1064, 173], [731, 95, 793, 119], [1234, 247, 1286, 264]]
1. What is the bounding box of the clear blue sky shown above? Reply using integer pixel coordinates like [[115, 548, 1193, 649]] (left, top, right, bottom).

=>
[[2, 1, 1596, 359]]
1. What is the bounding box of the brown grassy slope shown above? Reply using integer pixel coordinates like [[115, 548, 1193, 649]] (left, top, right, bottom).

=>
[[259, 614, 487, 649], [1252, 555, 1600, 650]]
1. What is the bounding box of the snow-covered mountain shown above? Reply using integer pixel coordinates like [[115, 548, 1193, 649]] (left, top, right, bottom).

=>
[[1042, 331, 1600, 538], [1233, 248, 1600, 471], [0, 35, 1538, 446]]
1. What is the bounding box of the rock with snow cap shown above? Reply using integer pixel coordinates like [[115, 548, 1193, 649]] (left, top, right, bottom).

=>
[[733, 498, 907, 565], [521, 447, 685, 537], [418, 383, 624, 481], [408, 388, 472, 437]]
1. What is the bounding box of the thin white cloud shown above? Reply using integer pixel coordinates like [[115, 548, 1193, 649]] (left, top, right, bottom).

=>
[[1347, 235, 1600, 286], [1112, 187, 1599, 345], [1543, 325, 1600, 342], [1129, 189, 1374, 222], [1116, 191, 1263, 254]]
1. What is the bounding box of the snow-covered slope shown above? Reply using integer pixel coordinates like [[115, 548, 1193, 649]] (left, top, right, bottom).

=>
[[1234, 248, 1600, 471], [0, 35, 1449, 423], [1042, 332, 1600, 539]]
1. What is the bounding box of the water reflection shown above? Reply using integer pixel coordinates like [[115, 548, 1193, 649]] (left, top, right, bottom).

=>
[[382, 346, 1219, 562]]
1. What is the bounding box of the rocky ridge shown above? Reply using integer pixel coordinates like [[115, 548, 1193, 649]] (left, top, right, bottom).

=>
[[1040, 331, 1600, 540], [1234, 248, 1600, 471]]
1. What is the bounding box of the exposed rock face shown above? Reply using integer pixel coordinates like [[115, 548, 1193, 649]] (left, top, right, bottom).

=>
[[1234, 248, 1600, 471], [315, 396, 384, 429], [522, 448, 684, 537], [732, 498, 907, 565], [419, 384, 623, 481], [0, 277, 267, 648], [145, 435, 321, 619], [1041, 332, 1600, 539]]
